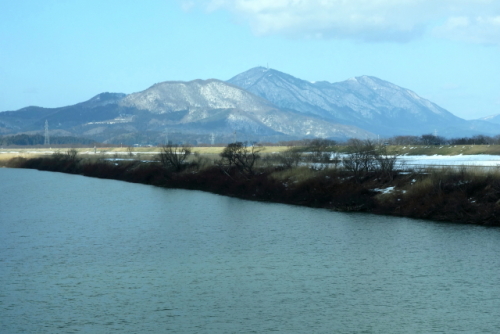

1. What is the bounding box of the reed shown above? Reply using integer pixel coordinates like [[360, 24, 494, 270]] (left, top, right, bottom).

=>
[[8, 154, 500, 226]]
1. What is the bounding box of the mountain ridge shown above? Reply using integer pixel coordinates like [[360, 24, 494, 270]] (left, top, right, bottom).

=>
[[0, 67, 498, 144], [0, 77, 375, 144], [227, 67, 474, 136], [478, 113, 500, 125]]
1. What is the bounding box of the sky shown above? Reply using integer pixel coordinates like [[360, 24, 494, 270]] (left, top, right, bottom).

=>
[[1, 0, 499, 120]]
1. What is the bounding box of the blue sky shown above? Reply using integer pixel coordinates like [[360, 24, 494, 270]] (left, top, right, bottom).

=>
[[1, 0, 499, 120]]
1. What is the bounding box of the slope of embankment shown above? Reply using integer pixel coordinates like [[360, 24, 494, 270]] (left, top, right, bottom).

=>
[[5, 153, 500, 226]]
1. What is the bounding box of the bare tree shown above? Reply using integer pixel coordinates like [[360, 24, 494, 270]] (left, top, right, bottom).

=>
[[276, 147, 303, 169], [342, 139, 377, 178], [308, 138, 336, 162], [158, 143, 192, 172], [127, 146, 134, 157], [374, 144, 398, 179], [219, 142, 261, 177], [65, 148, 79, 162], [343, 139, 398, 180]]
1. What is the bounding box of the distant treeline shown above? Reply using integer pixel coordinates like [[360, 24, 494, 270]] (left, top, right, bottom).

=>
[[269, 134, 500, 147], [2, 132, 500, 147], [0, 134, 96, 146], [385, 134, 500, 146]]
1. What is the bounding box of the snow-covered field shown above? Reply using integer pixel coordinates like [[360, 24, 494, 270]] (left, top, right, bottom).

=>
[[327, 153, 500, 168], [398, 154, 500, 167]]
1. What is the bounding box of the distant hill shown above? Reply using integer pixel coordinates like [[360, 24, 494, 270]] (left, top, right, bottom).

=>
[[0, 81, 373, 144], [0, 67, 497, 144], [117, 79, 374, 140], [0, 92, 126, 133], [478, 114, 500, 125], [228, 67, 497, 137]]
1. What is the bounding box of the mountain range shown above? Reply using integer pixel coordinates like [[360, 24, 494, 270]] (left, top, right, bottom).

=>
[[479, 114, 500, 125], [0, 67, 497, 145]]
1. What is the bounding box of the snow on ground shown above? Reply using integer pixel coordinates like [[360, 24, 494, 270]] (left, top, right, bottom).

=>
[[330, 153, 500, 168], [398, 155, 500, 167], [372, 186, 395, 194]]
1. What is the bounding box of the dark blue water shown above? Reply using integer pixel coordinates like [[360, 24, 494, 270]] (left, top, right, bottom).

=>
[[1, 168, 500, 333]]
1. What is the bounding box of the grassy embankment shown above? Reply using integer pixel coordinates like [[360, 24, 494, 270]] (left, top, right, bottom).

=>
[[2, 143, 500, 165], [0, 146, 296, 167], [4, 145, 500, 226]]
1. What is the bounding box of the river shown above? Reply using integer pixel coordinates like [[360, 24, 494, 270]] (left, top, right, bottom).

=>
[[1, 168, 499, 333]]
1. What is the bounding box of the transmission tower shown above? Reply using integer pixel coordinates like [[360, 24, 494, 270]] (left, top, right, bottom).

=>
[[44, 120, 50, 146]]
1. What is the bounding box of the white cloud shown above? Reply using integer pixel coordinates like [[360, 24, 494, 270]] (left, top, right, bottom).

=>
[[434, 15, 500, 45], [180, 0, 196, 11], [184, 0, 500, 44]]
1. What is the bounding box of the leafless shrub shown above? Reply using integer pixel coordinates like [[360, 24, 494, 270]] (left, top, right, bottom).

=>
[[52, 150, 65, 160], [218, 142, 261, 177], [307, 138, 336, 163], [342, 139, 377, 178], [374, 145, 398, 179], [66, 148, 79, 161], [158, 143, 192, 172], [276, 147, 303, 169], [343, 139, 398, 180], [189, 152, 211, 170], [127, 146, 134, 157]]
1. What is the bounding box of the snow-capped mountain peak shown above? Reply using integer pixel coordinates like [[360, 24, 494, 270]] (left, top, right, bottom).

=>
[[227, 67, 467, 136]]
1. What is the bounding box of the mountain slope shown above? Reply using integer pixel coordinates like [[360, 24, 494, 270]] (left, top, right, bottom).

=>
[[228, 67, 488, 136], [3, 67, 493, 144], [0, 93, 126, 133], [118, 79, 374, 139], [0, 80, 374, 143], [478, 114, 500, 125], [120, 79, 276, 114]]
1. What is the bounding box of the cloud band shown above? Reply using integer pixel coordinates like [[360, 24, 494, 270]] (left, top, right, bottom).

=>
[[183, 0, 500, 44]]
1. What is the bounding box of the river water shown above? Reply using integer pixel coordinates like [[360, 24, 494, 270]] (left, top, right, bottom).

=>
[[1, 168, 499, 333]]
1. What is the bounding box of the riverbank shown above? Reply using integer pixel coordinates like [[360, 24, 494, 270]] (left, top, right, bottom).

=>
[[6, 154, 500, 226], [3, 143, 500, 158]]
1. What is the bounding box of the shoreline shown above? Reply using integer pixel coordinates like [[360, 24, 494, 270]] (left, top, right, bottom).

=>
[[6, 155, 500, 227]]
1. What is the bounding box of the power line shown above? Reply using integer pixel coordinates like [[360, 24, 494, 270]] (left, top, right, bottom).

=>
[[44, 120, 50, 146]]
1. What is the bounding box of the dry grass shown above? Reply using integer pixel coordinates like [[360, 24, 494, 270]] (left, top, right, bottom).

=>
[[0, 152, 45, 167], [3, 144, 500, 159], [401, 177, 434, 199], [9, 149, 500, 225], [0, 145, 294, 157], [270, 166, 325, 184]]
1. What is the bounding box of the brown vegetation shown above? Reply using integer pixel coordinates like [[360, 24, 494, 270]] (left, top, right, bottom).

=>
[[6, 142, 500, 226]]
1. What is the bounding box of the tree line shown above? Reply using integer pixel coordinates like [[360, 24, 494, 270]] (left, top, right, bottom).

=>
[[372, 134, 500, 146], [158, 139, 397, 182], [269, 134, 500, 147], [0, 134, 96, 146]]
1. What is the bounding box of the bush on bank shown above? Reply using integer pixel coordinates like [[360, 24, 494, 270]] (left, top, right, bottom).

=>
[[7, 145, 500, 226]]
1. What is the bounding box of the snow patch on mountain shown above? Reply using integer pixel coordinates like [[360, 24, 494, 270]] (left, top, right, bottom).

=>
[[118, 77, 375, 139], [120, 79, 275, 114], [227, 67, 469, 136]]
